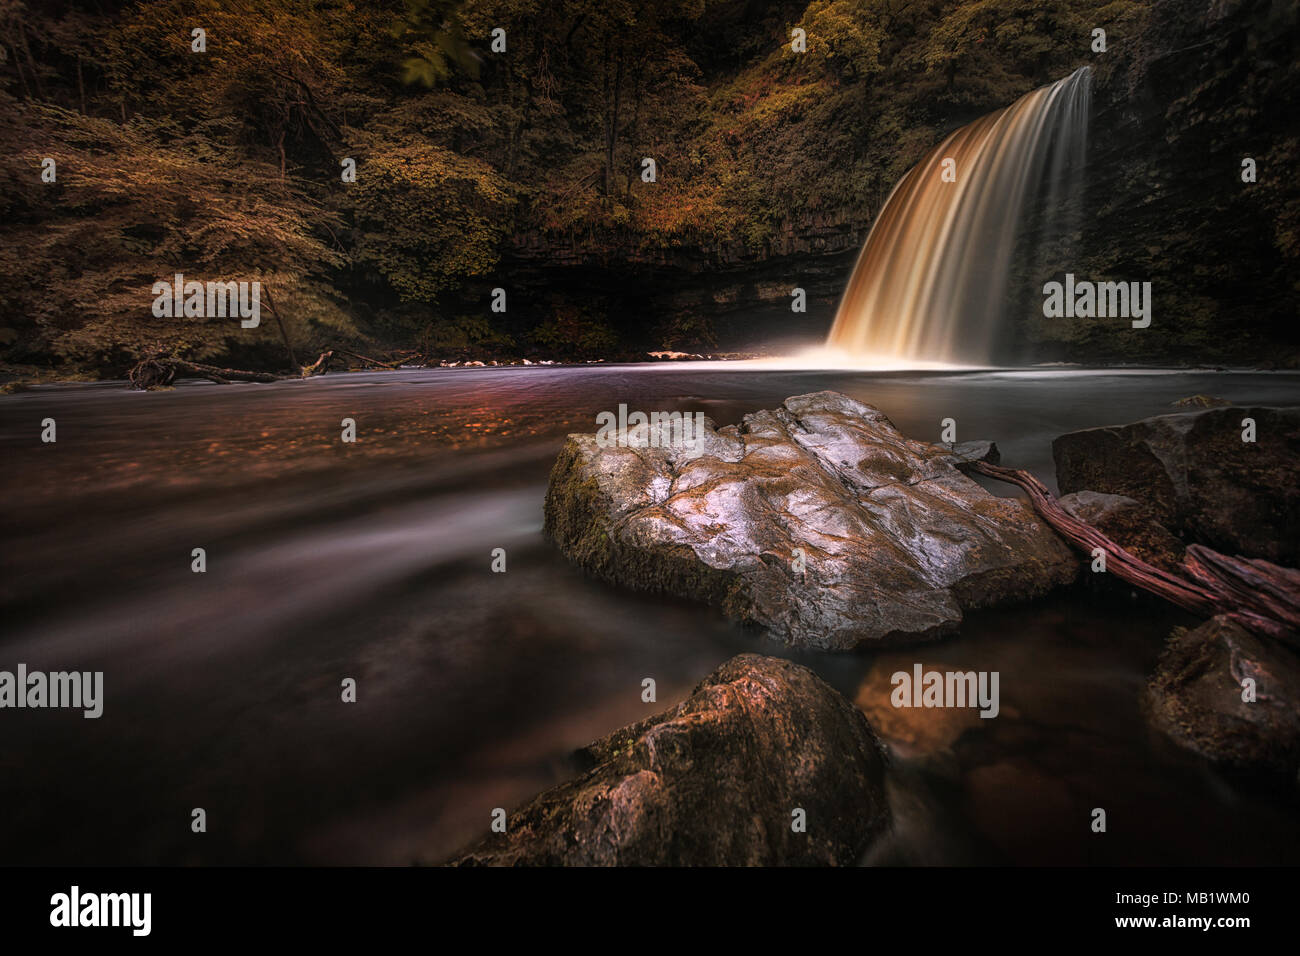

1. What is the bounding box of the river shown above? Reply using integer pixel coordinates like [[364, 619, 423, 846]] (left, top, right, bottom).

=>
[[2, 364, 1298, 865]]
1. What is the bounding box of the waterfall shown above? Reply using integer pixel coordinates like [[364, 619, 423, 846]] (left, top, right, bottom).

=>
[[826, 67, 1092, 365]]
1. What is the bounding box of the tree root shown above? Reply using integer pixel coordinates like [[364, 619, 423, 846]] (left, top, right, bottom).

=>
[[962, 459, 1299, 645]]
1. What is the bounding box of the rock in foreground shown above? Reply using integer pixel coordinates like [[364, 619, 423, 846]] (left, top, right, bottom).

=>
[[1053, 405, 1300, 564], [544, 391, 1075, 650], [450, 654, 890, 866], [1144, 616, 1300, 779]]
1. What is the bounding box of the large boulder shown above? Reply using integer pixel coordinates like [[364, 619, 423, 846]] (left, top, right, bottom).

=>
[[1057, 490, 1186, 573], [449, 654, 891, 866], [544, 391, 1076, 650], [1144, 616, 1300, 779], [1053, 406, 1300, 564]]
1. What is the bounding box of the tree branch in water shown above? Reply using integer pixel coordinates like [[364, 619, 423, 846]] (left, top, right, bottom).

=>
[[961, 459, 1299, 645]]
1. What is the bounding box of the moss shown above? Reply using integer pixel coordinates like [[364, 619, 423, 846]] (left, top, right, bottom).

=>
[[542, 439, 754, 626]]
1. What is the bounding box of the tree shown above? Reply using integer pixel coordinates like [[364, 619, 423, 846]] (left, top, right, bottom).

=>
[[0, 95, 351, 372], [349, 142, 516, 303]]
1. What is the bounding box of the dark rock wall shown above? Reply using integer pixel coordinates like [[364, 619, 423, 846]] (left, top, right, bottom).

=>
[[505, 0, 1299, 363], [1038, 0, 1300, 365]]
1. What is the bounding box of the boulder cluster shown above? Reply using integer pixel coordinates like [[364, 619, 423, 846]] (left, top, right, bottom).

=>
[[447, 394, 1298, 864]]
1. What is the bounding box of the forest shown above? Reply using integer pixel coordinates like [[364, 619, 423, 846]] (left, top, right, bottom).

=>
[[1, 0, 1295, 379]]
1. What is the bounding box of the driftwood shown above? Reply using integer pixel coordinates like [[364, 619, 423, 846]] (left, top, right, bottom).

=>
[[1182, 546, 1300, 646], [128, 348, 423, 389], [301, 348, 411, 376], [962, 459, 1300, 645], [127, 357, 281, 388]]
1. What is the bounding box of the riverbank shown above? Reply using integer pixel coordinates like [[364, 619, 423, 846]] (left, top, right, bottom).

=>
[[6, 356, 1298, 393]]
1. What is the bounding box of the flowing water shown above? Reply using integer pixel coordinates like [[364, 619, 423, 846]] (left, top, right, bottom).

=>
[[2, 364, 1298, 866], [828, 68, 1092, 364]]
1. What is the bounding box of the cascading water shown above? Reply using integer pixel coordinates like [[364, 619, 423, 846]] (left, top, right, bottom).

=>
[[826, 67, 1092, 365]]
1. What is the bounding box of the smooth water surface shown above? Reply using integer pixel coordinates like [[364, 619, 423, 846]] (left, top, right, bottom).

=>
[[2, 365, 1297, 865]]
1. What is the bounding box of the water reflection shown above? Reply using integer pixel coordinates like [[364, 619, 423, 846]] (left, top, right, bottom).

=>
[[1, 366, 1297, 864]]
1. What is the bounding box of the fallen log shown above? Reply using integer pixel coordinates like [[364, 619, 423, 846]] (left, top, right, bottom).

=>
[[127, 357, 281, 388], [301, 348, 409, 376], [961, 459, 1299, 644], [129, 347, 420, 389]]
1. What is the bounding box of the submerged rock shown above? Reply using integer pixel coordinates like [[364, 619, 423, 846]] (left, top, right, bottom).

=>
[[544, 391, 1075, 650], [1144, 616, 1300, 780], [1058, 490, 1186, 573], [449, 654, 891, 866], [1053, 405, 1300, 564], [1170, 394, 1231, 408], [854, 660, 985, 759]]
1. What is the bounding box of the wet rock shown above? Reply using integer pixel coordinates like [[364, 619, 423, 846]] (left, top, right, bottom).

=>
[[942, 440, 1001, 466], [1058, 490, 1186, 573], [545, 391, 1076, 650], [854, 660, 984, 759], [1053, 405, 1300, 564], [449, 654, 891, 866], [1144, 616, 1300, 779]]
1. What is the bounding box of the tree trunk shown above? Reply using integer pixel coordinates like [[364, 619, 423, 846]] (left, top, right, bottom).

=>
[[260, 284, 298, 369], [602, 39, 625, 199]]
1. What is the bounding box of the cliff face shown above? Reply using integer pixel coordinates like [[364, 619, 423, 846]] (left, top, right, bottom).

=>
[[503, 0, 1297, 364], [491, 217, 850, 360], [1046, 0, 1300, 365], [499, 208, 870, 351]]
